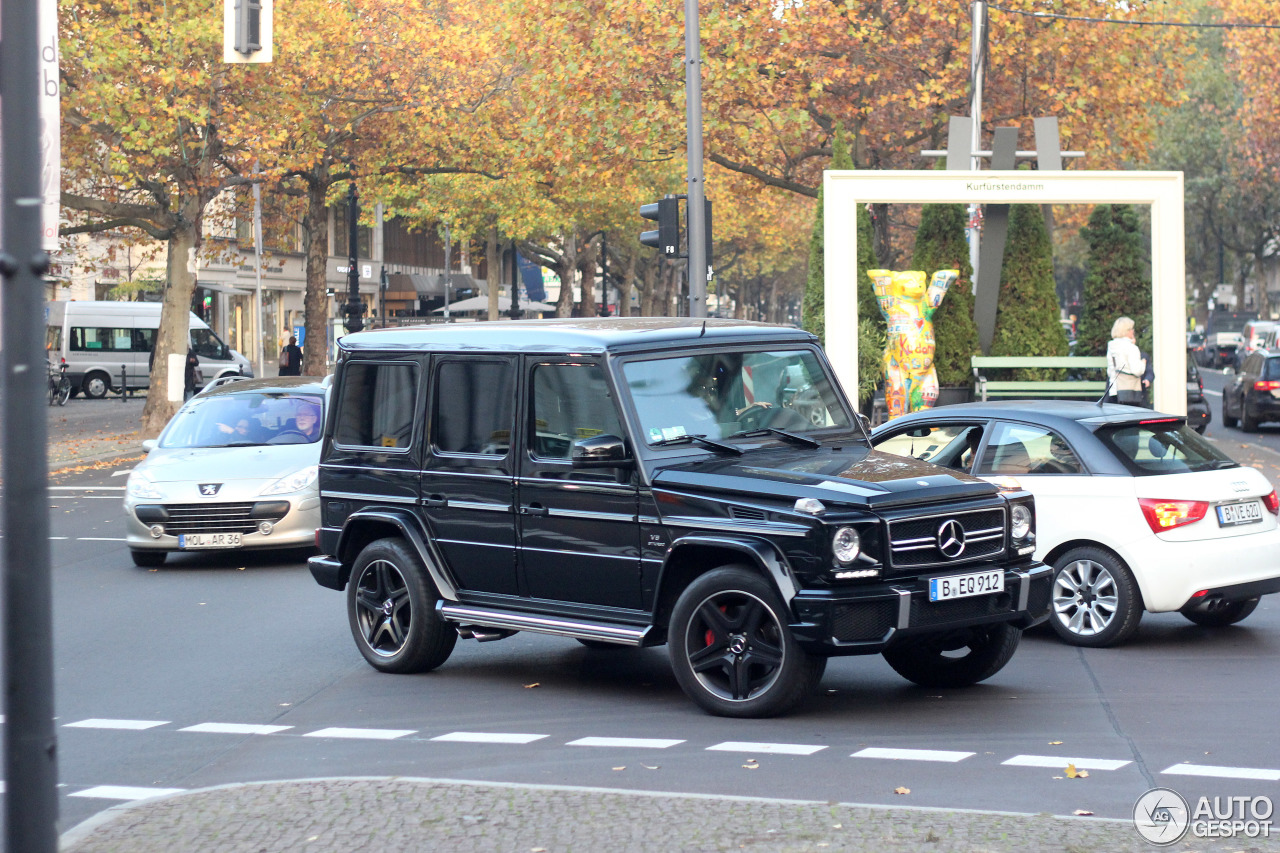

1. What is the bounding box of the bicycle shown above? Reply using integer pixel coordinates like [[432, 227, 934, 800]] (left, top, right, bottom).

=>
[[47, 359, 71, 406]]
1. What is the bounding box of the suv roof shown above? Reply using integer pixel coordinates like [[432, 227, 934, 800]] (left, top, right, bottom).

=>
[[338, 318, 814, 355]]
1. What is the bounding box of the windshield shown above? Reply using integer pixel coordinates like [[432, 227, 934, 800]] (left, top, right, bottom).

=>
[[1096, 422, 1236, 476], [190, 327, 230, 360], [161, 392, 324, 448], [621, 349, 852, 445]]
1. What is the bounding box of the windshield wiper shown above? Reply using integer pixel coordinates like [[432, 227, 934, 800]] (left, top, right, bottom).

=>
[[726, 427, 821, 448], [650, 434, 743, 455], [220, 440, 266, 447]]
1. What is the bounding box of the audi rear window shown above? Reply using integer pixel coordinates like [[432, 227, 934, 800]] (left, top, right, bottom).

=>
[[1095, 422, 1236, 476]]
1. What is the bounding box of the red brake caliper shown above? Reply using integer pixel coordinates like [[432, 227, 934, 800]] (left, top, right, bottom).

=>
[[705, 604, 728, 647]]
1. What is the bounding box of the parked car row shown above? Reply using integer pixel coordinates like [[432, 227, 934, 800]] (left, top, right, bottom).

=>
[[121, 319, 1280, 718]]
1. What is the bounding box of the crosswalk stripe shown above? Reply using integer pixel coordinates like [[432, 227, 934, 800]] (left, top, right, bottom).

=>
[[707, 741, 827, 756], [65, 718, 169, 730], [852, 747, 974, 763], [431, 731, 548, 744], [179, 723, 292, 735], [1003, 754, 1131, 771], [567, 736, 685, 749], [303, 727, 415, 740], [70, 785, 185, 801], [1162, 763, 1280, 781]]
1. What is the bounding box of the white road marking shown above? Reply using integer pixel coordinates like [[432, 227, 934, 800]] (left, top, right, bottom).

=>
[[179, 723, 293, 735], [1163, 763, 1280, 781], [303, 727, 415, 740], [65, 718, 169, 730], [77, 537, 127, 542], [1203, 389, 1222, 397], [62, 496, 127, 500], [50, 486, 126, 491], [707, 741, 827, 756], [567, 737, 685, 749], [70, 785, 185, 801], [111, 470, 133, 477], [852, 747, 974, 763], [431, 731, 548, 745], [48, 536, 69, 540], [1003, 754, 1131, 771]]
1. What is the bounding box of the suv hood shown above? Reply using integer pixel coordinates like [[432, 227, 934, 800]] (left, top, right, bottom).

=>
[[653, 446, 996, 509]]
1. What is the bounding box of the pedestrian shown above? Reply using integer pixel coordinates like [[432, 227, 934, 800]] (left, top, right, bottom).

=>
[[1106, 316, 1146, 405], [1139, 345, 1155, 408], [183, 346, 200, 400], [279, 335, 303, 376]]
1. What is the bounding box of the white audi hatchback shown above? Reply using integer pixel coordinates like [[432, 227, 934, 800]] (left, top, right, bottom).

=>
[[872, 401, 1280, 647]]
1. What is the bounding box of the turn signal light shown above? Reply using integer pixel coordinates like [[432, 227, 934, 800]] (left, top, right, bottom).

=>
[[1264, 490, 1280, 515], [1138, 498, 1208, 533], [1254, 380, 1280, 391]]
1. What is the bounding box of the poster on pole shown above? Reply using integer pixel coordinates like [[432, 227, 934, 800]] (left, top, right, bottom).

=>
[[39, 0, 61, 251]]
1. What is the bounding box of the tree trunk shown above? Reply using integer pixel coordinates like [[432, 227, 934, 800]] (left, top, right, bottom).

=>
[[486, 227, 502, 321], [638, 261, 656, 316], [302, 174, 331, 376], [555, 230, 577, 318], [578, 237, 598, 317], [618, 250, 637, 317], [141, 216, 200, 437]]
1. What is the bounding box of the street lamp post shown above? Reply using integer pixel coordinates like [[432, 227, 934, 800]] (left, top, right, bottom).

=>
[[343, 183, 365, 335], [508, 239, 523, 320], [379, 265, 388, 328]]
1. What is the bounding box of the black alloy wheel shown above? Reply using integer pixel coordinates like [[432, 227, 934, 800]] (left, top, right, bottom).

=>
[[669, 566, 823, 718], [881, 622, 1021, 688], [1182, 597, 1260, 628], [346, 537, 456, 674]]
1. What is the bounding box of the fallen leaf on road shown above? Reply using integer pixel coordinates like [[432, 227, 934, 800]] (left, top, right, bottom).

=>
[[894, 787, 910, 795], [641, 763, 659, 770], [612, 766, 625, 771], [1065, 764, 1088, 779], [523, 682, 540, 689], [743, 760, 759, 770], [1073, 809, 1094, 816], [1049, 741, 1063, 745]]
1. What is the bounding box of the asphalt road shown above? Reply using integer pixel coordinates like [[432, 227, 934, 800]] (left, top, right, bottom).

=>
[[8, 453, 1279, 845]]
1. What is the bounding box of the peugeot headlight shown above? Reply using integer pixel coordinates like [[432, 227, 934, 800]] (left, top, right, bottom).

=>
[[1010, 503, 1032, 540], [831, 526, 861, 565], [126, 474, 163, 500], [259, 465, 319, 496]]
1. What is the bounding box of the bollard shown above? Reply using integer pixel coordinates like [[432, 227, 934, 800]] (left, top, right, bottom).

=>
[[121, 363, 128, 402]]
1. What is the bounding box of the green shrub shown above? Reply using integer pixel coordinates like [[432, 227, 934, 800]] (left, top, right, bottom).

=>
[[990, 205, 1070, 379], [1077, 204, 1153, 356]]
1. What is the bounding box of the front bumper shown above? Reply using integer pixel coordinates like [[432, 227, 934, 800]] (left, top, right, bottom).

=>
[[788, 561, 1052, 655], [124, 496, 320, 552]]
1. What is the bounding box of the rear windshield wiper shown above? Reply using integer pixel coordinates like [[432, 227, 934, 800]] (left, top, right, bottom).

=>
[[726, 427, 821, 448], [650, 434, 743, 455]]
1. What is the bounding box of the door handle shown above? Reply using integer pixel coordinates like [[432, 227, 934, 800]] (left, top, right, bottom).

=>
[[423, 494, 447, 508], [520, 503, 549, 516]]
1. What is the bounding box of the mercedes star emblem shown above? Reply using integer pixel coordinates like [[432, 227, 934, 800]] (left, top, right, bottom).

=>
[[936, 518, 967, 558]]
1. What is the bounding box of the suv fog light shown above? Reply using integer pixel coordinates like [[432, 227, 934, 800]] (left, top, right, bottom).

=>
[[149, 525, 164, 539], [257, 521, 274, 536], [833, 568, 880, 580], [1010, 504, 1032, 539], [832, 526, 861, 564]]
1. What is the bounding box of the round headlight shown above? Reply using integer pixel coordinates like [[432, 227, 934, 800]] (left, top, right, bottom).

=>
[[1011, 504, 1032, 539], [831, 526, 861, 565]]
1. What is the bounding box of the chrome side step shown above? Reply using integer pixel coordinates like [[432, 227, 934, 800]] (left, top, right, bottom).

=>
[[438, 603, 650, 647]]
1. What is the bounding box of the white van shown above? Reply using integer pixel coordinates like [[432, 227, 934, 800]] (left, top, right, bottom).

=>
[[45, 301, 252, 398]]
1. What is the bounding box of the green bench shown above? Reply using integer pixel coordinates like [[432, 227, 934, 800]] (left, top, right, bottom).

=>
[[971, 356, 1109, 402]]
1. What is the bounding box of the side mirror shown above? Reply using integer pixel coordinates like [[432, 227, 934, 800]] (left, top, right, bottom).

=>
[[571, 434, 633, 468], [142, 439, 157, 453], [858, 413, 873, 433]]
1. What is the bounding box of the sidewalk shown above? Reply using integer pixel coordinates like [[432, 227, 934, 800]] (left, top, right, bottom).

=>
[[45, 397, 147, 472], [60, 777, 1267, 853]]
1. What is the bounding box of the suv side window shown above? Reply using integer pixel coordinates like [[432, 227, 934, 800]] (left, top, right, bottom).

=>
[[1266, 357, 1280, 381], [530, 363, 625, 460], [434, 360, 516, 456], [334, 361, 417, 448]]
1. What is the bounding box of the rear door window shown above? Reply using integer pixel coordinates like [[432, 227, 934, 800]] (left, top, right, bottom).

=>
[[1096, 422, 1235, 475], [433, 360, 517, 456], [976, 422, 1084, 475]]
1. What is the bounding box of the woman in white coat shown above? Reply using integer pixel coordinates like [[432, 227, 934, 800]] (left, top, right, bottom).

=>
[[1106, 316, 1147, 405]]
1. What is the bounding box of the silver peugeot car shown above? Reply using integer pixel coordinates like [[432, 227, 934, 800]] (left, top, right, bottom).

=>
[[124, 376, 330, 567]]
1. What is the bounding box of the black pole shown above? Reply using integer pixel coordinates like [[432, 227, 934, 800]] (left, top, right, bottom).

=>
[[508, 239, 523, 320], [379, 264, 387, 328], [343, 183, 364, 335], [1, 0, 60, 846], [601, 232, 609, 316]]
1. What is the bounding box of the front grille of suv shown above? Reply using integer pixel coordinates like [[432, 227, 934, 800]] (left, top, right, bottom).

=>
[[887, 506, 1005, 569]]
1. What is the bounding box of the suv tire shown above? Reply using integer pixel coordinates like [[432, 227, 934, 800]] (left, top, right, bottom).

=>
[[668, 566, 823, 718], [1048, 547, 1143, 647], [346, 537, 456, 674], [882, 622, 1021, 688], [1222, 397, 1238, 428], [1182, 597, 1260, 627], [1241, 404, 1259, 432]]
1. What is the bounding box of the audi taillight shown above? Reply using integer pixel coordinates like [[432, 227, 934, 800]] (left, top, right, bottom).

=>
[[1253, 380, 1280, 391], [1264, 490, 1279, 515], [1139, 498, 1209, 533]]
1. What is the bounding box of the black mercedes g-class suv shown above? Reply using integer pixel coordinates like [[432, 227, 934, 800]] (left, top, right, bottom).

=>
[[309, 318, 1051, 717]]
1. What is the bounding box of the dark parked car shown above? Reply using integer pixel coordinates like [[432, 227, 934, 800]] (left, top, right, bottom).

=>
[[1186, 361, 1211, 434], [1223, 349, 1280, 431], [308, 319, 1050, 717]]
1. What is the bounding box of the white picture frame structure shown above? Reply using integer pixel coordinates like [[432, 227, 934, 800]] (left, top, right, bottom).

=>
[[824, 170, 1186, 415]]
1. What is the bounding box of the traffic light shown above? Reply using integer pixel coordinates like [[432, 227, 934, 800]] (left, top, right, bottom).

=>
[[640, 197, 679, 257], [223, 0, 273, 63]]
